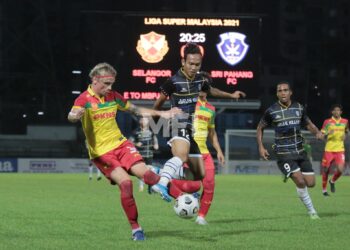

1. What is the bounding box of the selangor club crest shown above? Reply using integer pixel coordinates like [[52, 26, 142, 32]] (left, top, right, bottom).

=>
[[136, 31, 169, 63], [216, 32, 249, 66]]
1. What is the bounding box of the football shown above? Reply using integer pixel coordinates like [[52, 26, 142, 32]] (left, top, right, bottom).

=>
[[173, 193, 199, 219]]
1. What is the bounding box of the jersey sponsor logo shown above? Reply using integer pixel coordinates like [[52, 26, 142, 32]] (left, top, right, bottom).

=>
[[178, 97, 197, 105], [136, 31, 169, 63], [277, 119, 300, 127], [216, 32, 249, 66], [92, 111, 116, 120]]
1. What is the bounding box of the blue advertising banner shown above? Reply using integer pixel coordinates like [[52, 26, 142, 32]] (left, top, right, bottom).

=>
[[0, 158, 18, 172]]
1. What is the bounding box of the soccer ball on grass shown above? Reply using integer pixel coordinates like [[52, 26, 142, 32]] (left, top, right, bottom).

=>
[[173, 193, 199, 219]]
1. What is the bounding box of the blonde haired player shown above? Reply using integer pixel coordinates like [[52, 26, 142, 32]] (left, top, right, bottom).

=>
[[68, 62, 181, 241]]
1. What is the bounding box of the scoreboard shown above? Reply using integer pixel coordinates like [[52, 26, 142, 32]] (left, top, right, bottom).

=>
[[82, 12, 262, 100]]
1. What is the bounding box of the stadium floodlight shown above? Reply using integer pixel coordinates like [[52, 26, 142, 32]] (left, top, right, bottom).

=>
[[72, 70, 82, 74], [72, 91, 81, 95], [38, 111, 44, 115]]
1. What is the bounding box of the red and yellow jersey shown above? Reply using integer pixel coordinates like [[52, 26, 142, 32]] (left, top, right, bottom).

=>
[[72, 85, 130, 159], [321, 117, 348, 152], [193, 99, 215, 154]]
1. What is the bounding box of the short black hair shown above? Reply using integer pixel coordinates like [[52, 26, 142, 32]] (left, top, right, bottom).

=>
[[331, 103, 343, 111], [276, 81, 292, 91], [183, 42, 202, 60]]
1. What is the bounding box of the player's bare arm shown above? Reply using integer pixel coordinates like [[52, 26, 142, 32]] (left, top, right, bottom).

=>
[[68, 107, 85, 123], [306, 119, 323, 140], [256, 122, 270, 160], [209, 87, 246, 99], [208, 128, 225, 166], [127, 103, 182, 119], [153, 93, 167, 110]]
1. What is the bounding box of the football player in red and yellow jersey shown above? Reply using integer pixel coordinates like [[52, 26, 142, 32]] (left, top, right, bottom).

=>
[[321, 104, 349, 196], [68, 62, 181, 241]]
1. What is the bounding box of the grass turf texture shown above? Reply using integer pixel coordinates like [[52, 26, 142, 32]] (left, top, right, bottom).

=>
[[0, 174, 349, 249]]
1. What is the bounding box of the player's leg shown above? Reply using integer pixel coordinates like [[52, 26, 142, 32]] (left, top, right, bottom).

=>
[[130, 162, 160, 187], [277, 158, 319, 219], [130, 162, 171, 202], [110, 168, 144, 240], [187, 155, 205, 180], [88, 161, 93, 180], [169, 179, 201, 198], [139, 180, 145, 192], [157, 138, 189, 187], [290, 171, 319, 219], [196, 154, 215, 225], [329, 152, 345, 193], [298, 157, 319, 218], [321, 152, 332, 196], [92, 151, 144, 240], [96, 167, 102, 181]]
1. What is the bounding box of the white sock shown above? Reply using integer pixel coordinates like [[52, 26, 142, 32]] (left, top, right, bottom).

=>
[[132, 227, 142, 234], [296, 187, 317, 214], [88, 166, 93, 178], [97, 169, 101, 178], [159, 156, 183, 186], [161, 165, 186, 179], [174, 165, 186, 179]]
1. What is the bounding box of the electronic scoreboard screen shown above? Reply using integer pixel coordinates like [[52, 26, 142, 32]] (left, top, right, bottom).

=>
[[82, 12, 262, 100]]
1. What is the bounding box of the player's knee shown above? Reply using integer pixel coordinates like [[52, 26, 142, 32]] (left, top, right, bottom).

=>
[[119, 180, 133, 198], [178, 155, 188, 163], [143, 169, 160, 186], [337, 166, 344, 173], [307, 181, 316, 188], [295, 178, 306, 188]]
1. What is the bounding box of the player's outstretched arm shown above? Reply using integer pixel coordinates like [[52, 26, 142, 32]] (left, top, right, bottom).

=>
[[256, 123, 269, 160], [127, 103, 182, 119], [209, 87, 246, 99], [68, 107, 85, 123]]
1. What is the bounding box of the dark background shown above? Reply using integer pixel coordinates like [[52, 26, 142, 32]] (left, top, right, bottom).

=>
[[1, 0, 349, 134]]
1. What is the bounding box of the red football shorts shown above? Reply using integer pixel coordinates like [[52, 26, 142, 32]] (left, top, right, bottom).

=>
[[321, 151, 345, 167], [92, 140, 143, 182]]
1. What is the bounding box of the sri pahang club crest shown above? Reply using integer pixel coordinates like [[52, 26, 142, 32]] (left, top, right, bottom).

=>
[[136, 31, 169, 63], [216, 32, 249, 66]]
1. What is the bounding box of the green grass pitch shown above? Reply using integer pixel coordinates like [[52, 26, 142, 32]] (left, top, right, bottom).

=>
[[0, 174, 349, 249]]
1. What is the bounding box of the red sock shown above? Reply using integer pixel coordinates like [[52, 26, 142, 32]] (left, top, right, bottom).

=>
[[143, 169, 160, 186], [332, 171, 342, 182], [172, 179, 201, 193], [119, 180, 139, 230], [168, 181, 183, 198], [198, 169, 215, 217], [322, 169, 329, 191]]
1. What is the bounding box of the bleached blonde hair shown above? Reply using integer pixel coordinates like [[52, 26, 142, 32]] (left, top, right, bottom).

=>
[[89, 62, 117, 79]]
